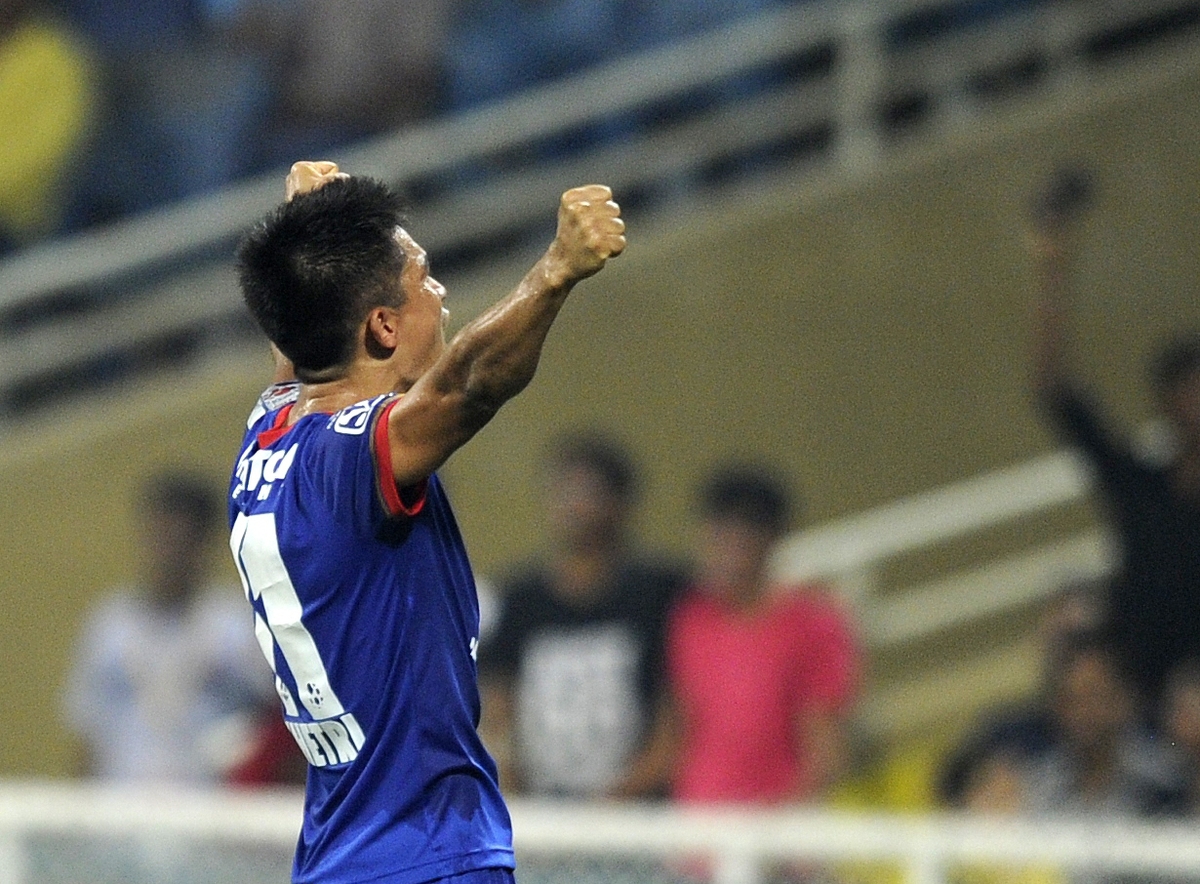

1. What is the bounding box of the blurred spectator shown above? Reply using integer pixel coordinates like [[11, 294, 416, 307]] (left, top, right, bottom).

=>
[[0, 0, 92, 253], [1022, 630, 1184, 818], [666, 462, 860, 805], [478, 430, 685, 798], [440, 0, 799, 189], [1030, 169, 1200, 716], [442, 0, 623, 112], [54, 0, 281, 228], [938, 579, 1107, 794], [940, 737, 1028, 815], [63, 470, 279, 784], [439, 0, 633, 179], [939, 630, 1184, 884], [938, 726, 1058, 884], [1162, 660, 1200, 814], [256, 0, 454, 169], [936, 587, 1089, 884]]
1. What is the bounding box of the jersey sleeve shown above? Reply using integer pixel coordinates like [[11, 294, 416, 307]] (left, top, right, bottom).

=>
[[370, 397, 428, 519], [295, 395, 429, 532]]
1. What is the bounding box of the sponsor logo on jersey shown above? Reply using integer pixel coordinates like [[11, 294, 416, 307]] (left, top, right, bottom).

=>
[[331, 395, 390, 436], [286, 713, 366, 767], [233, 443, 298, 500]]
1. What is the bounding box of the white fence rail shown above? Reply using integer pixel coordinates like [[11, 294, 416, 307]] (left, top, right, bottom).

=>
[[769, 447, 1111, 740], [1, 782, 1199, 884], [772, 449, 1109, 642]]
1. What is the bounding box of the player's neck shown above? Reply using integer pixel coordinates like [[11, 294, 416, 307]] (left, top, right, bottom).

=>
[[290, 362, 402, 422]]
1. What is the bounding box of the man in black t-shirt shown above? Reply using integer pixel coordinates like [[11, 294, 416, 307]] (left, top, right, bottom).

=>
[[1030, 173, 1200, 713], [479, 431, 684, 799]]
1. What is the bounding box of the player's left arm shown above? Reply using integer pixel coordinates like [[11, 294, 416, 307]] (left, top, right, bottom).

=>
[[385, 185, 625, 488], [274, 164, 624, 488]]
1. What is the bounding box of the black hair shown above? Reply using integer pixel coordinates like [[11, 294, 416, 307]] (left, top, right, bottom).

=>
[[545, 430, 639, 503], [697, 461, 793, 535], [237, 177, 408, 380], [141, 471, 220, 539], [1150, 331, 1200, 397], [937, 732, 1019, 809]]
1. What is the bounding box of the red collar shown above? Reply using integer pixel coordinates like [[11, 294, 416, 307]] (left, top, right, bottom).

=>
[[256, 404, 295, 447]]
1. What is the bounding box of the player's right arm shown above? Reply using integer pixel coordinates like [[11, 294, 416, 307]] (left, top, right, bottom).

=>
[[385, 186, 626, 488]]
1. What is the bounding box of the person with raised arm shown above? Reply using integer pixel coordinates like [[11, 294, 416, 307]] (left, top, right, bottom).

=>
[[1029, 168, 1200, 716]]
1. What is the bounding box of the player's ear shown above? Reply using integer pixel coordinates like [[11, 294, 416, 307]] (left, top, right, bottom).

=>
[[365, 307, 401, 355]]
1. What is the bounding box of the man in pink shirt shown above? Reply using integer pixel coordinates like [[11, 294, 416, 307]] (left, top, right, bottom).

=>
[[666, 464, 861, 804]]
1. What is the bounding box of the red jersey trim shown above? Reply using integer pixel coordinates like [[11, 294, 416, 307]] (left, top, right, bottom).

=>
[[372, 397, 428, 518], [256, 404, 295, 447]]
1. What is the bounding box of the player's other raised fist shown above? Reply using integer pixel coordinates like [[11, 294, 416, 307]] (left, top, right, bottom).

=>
[[285, 160, 349, 201], [546, 184, 626, 287]]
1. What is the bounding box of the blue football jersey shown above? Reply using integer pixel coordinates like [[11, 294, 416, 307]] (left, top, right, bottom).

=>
[[228, 390, 514, 884]]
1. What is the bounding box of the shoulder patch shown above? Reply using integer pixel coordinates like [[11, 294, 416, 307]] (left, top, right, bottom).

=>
[[331, 395, 392, 436]]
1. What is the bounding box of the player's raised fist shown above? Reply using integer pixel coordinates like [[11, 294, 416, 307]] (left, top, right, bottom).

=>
[[547, 184, 625, 285], [285, 160, 349, 201]]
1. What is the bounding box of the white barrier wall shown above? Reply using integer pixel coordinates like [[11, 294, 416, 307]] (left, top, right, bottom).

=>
[[2, 782, 1200, 884]]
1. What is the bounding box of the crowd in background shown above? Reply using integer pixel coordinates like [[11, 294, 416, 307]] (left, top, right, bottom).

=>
[[927, 185, 1200, 829], [62, 301, 1200, 829], [60, 164, 1200, 845], [474, 270, 1200, 826], [0, 0, 1053, 256], [475, 434, 860, 806]]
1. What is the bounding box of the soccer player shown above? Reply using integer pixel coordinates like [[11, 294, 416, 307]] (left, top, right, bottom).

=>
[[229, 161, 625, 884]]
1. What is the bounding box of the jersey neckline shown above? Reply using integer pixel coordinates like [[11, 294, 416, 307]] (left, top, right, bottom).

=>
[[256, 403, 297, 448]]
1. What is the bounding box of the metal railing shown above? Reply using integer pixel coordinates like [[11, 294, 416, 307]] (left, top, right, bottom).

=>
[[772, 449, 1109, 636], [2, 782, 1200, 884], [768, 446, 1111, 740]]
